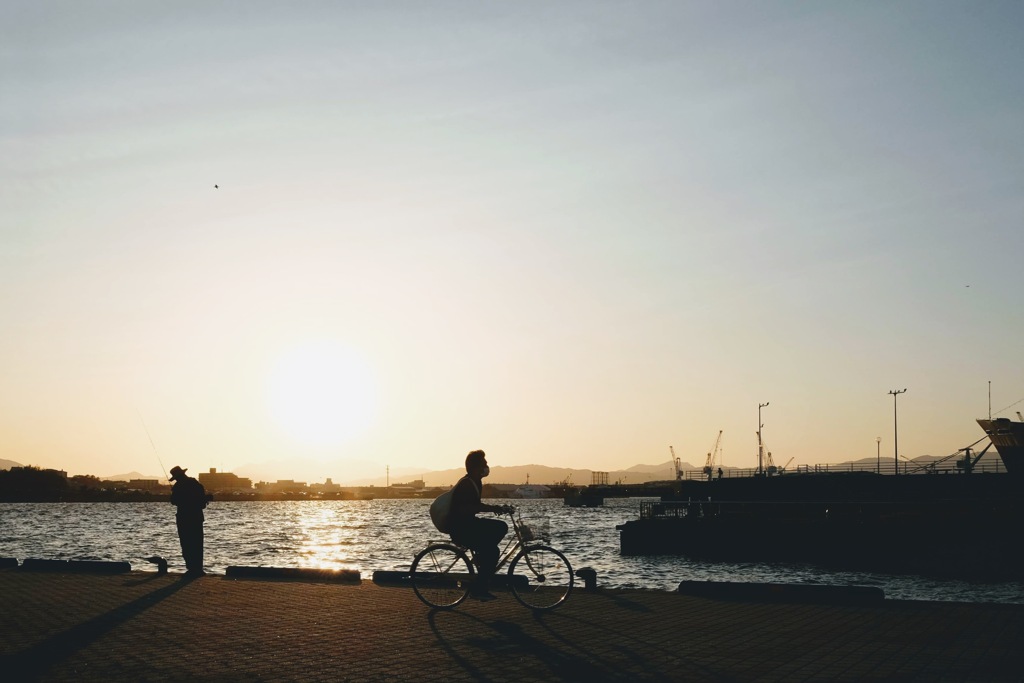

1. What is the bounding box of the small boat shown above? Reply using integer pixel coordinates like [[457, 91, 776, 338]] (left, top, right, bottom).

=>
[[564, 488, 604, 507]]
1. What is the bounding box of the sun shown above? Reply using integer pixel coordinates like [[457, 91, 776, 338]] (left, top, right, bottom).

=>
[[266, 341, 378, 447]]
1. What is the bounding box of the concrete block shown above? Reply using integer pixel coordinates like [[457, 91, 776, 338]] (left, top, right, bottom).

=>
[[226, 566, 362, 582]]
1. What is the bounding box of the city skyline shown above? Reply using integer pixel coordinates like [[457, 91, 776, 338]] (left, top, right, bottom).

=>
[[4, 2, 1023, 480]]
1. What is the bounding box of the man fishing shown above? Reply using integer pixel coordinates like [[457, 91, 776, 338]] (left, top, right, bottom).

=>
[[169, 465, 210, 577]]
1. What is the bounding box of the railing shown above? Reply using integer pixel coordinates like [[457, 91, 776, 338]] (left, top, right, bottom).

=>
[[638, 496, 1009, 521], [678, 458, 1005, 480]]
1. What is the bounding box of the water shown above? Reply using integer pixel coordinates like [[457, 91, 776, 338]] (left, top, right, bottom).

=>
[[2, 498, 1022, 603]]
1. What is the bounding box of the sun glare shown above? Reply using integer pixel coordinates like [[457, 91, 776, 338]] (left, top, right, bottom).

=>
[[266, 341, 378, 447]]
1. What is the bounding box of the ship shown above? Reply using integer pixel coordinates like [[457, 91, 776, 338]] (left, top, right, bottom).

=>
[[615, 418, 1023, 579], [977, 413, 1024, 473], [563, 488, 605, 507]]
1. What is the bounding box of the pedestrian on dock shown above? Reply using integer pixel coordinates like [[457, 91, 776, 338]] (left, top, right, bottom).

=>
[[169, 465, 211, 577], [447, 450, 513, 601]]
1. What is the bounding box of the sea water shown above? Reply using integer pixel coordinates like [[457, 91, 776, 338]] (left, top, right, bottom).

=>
[[1, 498, 1022, 603]]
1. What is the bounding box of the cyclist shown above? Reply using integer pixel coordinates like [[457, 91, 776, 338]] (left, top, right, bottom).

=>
[[447, 450, 512, 601]]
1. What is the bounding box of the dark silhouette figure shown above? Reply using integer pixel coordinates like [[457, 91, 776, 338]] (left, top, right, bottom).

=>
[[717, 467, 724, 480], [169, 466, 210, 577], [447, 450, 512, 601]]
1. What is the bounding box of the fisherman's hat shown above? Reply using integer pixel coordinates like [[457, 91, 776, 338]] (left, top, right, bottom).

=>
[[169, 466, 188, 481]]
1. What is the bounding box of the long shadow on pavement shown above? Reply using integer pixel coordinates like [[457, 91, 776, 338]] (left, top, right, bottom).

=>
[[529, 609, 736, 683], [427, 607, 638, 682], [426, 609, 498, 683], [1, 577, 192, 681]]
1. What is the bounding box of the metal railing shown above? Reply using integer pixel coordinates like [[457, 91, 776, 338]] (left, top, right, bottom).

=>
[[677, 458, 1005, 480]]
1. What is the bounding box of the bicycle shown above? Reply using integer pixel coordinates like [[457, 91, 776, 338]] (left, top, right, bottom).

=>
[[410, 507, 574, 611]]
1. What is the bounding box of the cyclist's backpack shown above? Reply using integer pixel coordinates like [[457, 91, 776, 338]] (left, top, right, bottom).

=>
[[429, 477, 479, 533], [429, 487, 455, 533]]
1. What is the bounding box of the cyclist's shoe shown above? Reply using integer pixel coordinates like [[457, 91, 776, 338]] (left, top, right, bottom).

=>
[[469, 588, 498, 602]]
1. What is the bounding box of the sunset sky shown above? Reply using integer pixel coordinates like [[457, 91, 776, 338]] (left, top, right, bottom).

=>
[[3, 1, 1023, 482]]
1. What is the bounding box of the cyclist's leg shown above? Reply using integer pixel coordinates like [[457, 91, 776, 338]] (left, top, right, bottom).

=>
[[452, 518, 507, 593]]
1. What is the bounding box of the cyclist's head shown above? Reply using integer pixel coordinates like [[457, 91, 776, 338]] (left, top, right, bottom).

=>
[[465, 450, 487, 474]]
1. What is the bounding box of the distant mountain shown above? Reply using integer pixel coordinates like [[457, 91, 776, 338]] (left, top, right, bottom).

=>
[[232, 458, 428, 486], [0, 459, 22, 470], [845, 451, 1002, 469], [346, 462, 698, 488], [623, 460, 698, 475]]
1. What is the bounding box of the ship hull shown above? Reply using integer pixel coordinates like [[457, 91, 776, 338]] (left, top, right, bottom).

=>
[[977, 418, 1024, 473], [616, 497, 1023, 578], [617, 469, 1023, 578]]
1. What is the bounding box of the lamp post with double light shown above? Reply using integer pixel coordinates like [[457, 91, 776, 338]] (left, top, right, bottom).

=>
[[889, 389, 907, 475], [757, 402, 769, 476]]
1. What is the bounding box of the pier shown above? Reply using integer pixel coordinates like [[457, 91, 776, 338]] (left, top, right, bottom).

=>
[[2, 568, 1022, 681]]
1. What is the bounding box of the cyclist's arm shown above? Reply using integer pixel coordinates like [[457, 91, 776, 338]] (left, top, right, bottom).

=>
[[451, 479, 509, 516]]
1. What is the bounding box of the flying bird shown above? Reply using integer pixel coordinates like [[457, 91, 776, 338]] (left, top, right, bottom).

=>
[[214, 184, 219, 189]]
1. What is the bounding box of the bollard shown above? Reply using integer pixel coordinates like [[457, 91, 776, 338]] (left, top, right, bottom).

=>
[[575, 566, 597, 591], [145, 556, 168, 575]]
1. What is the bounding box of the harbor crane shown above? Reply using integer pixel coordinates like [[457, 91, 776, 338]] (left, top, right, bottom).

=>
[[758, 430, 779, 476], [703, 430, 723, 480]]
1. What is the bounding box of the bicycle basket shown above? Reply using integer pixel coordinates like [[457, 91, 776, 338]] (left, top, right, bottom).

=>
[[517, 517, 549, 542]]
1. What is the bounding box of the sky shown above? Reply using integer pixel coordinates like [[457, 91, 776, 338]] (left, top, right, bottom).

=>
[[2, 1, 1023, 483]]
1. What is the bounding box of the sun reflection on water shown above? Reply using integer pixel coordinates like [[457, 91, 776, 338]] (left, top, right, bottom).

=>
[[2, 499, 1022, 603], [292, 504, 362, 570]]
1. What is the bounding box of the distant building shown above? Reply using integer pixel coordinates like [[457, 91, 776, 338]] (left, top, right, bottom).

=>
[[309, 478, 342, 494], [198, 468, 253, 493], [70, 475, 104, 489], [255, 479, 309, 494], [128, 478, 169, 492]]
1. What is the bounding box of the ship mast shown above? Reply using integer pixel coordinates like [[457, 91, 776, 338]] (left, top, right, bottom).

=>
[[757, 402, 769, 476]]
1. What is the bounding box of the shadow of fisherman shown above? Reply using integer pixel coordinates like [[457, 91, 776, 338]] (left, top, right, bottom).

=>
[[169, 465, 211, 577]]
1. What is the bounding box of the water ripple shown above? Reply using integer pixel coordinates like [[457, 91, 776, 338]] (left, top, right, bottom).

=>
[[1, 499, 1021, 603]]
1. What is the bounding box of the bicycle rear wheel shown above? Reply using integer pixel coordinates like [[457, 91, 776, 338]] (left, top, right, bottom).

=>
[[411, 543, 474, 609], [509, 544, 573, 610]]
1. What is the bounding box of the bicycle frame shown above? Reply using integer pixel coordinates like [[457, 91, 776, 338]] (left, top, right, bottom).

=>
[[492, 511, 537, 573], [422, 511, 541, 568], [412, 508, 573, 610]]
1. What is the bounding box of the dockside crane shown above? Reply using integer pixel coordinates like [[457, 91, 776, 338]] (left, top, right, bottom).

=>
[[671, 446, 682, 480], [702, 430, 723, 480], [758, 430, 779, 476]]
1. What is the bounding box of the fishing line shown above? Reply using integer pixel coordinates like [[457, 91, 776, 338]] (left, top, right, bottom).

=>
[[138, 412, 169, 481]]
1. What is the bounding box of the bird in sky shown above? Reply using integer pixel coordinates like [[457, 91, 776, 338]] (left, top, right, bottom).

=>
[[214, 184, 219, 189]]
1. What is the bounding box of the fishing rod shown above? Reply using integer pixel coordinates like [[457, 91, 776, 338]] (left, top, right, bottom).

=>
[[138, 412, 169, 481]]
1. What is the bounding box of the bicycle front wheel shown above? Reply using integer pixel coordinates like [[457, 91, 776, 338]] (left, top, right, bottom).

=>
[[411, 543, 474, 609], [508, 544, 573, 610]]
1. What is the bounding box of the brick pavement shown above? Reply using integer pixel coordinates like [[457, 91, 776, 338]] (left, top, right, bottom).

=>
[[1, 569, 1022, 682]]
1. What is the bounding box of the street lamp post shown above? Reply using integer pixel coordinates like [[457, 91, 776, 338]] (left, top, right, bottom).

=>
[[758, 402, 769, 476], [876, 436, 881, 474], [889, 389, 907, 475]]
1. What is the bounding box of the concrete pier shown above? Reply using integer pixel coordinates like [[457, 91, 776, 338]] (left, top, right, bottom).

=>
[[1, 569, 1022, 681]]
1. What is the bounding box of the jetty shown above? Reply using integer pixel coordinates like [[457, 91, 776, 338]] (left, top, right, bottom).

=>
[[2, 568, 1023, 681]]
